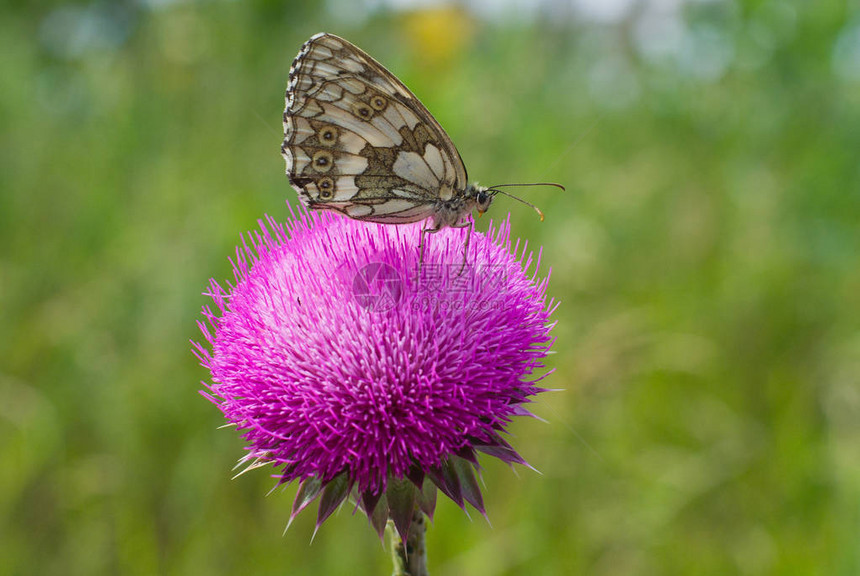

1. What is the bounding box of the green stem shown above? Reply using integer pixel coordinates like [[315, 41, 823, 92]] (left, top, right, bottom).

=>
[[388, 510, 428, 576]]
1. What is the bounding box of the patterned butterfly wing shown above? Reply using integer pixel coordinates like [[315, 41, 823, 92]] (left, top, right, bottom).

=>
[[281, 33, 469, 224]]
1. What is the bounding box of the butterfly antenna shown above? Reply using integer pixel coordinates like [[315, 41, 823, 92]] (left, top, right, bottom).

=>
[[486, 182, 565, 222], [487, 182, 566, 192], [488, 189, 546, 222]]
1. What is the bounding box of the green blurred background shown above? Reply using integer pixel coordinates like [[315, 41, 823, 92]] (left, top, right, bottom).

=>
[[2, 0, 859, 574]]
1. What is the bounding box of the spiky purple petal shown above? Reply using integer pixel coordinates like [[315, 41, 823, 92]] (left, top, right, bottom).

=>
[[368, 493, 389, 538], [418, 480, 437, 521], [291, 476, 322, 520], [316, 472, 350, 527], [451, 457, 485, 514], [387, 477, 419, 546]]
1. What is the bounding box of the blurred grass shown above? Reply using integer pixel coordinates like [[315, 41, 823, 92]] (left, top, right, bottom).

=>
[[1, 1, 859, 575]]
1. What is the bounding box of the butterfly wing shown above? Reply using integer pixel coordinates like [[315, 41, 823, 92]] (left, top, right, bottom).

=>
[[282, 33, 468, 223]]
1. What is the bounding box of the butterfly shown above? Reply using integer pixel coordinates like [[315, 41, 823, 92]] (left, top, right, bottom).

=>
[[281, 32, 561, 262]]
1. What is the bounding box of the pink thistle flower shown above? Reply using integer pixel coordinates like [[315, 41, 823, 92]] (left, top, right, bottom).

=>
[[193, 206, 557, 543]]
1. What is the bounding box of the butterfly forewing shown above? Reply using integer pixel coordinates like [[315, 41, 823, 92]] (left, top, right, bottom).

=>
[[282, 33, 469, 223]]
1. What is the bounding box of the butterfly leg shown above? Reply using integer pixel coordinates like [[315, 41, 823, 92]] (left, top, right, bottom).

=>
[[452, 220, 473, 277], [418, 221, 443, 274]]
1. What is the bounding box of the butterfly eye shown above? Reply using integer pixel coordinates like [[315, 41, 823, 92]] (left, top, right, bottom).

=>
[[369, 95, 387, 111], [476, 190, 489, 206], [317, 177, 335, 199], [318, 127, 338, 145], [312, 150, 334, 173], [352, 102, 374, 120]]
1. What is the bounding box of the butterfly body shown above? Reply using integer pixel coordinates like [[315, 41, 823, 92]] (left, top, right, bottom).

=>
[[281, 33, 495, 235]]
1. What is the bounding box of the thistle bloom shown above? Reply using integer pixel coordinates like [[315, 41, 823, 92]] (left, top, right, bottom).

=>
[[194, 206, 557, 542]]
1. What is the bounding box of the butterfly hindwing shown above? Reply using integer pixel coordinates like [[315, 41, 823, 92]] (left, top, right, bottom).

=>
[[282, 33, 468, 223]]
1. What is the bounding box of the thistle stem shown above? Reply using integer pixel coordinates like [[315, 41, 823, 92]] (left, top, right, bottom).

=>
[[388, 510, 428, 576]]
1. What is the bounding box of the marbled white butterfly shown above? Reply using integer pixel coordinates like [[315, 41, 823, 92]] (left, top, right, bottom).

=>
[[281, 33, 561, 260]]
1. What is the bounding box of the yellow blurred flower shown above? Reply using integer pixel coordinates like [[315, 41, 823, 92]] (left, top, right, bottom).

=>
[[402, 6, 475, 68]]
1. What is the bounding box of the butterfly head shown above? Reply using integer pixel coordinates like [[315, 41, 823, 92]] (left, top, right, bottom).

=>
[[468, 185, 496, 216]]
